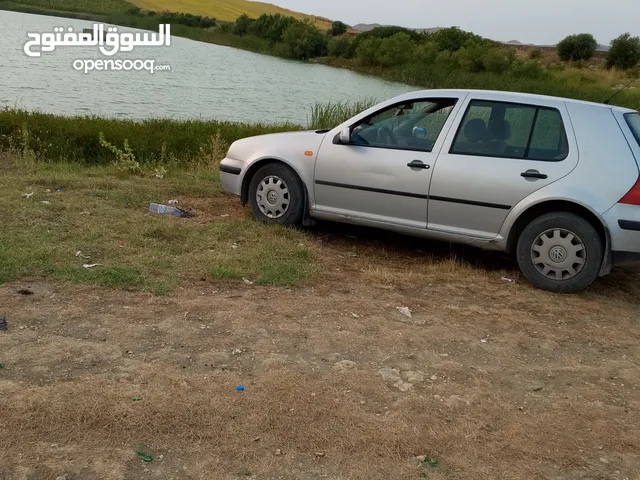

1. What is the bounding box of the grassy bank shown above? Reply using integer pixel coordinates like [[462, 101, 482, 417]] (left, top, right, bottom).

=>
[[0, 101, 368, 166], [0, 108, 300, 166]]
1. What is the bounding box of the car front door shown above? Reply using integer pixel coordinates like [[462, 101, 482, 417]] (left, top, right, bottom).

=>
[[427, 95, 580, 238], [313, 96, 465, 230]]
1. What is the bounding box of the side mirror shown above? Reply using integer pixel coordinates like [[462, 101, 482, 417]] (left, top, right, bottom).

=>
[[339, 127, 351, 145]]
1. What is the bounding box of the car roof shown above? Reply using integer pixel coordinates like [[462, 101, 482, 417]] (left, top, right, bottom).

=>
[[397, 88, 638, 114]]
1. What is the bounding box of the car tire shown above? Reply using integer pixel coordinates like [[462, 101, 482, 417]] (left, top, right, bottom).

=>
[[516, 212, 603, 293], [248, 163, 304, 226]]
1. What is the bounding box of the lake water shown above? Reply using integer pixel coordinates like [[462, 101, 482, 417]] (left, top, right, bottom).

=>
[[0, 10, 415, 125]]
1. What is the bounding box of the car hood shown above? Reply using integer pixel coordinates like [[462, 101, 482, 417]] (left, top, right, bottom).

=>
[[226, 130, 330, 162]]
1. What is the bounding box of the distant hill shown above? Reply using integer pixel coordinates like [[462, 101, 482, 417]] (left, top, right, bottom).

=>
[[130, 0, 334, 28]]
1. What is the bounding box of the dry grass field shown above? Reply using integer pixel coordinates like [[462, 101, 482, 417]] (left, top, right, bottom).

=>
[[130, 0, 334, 27]]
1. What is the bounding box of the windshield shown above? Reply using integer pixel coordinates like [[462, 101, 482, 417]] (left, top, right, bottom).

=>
[[625, 113, 640, 146]]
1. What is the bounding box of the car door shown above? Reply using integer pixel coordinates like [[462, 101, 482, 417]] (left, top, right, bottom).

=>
[[427, 94, 579, 238], [313, 95, 466, 230]]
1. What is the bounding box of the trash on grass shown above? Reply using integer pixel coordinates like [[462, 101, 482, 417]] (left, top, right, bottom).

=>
[[119, 241, 126, 247], [396, 307, 412, 318], [21, 192, 34, 199], [149, 203, 186, 217], [132, 396, 142, 401], [242, 278, 253, 285], [0, 317, 7, 331], [75, 251, 90, 259], [83, 263, 102, 269], [236, 385, 245, 391], [167, 199, 179, 205], [501, 277, 515, 284], [55, 187, 64, 192], [41, 200, 51, 205], [0, 363, 5, 369], [220, 214, 230, 218], [135, 444, 152, 462]]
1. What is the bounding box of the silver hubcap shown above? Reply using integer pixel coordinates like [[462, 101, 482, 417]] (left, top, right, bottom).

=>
[[531, 228, 586, 281], [256, 175, 290, 219]]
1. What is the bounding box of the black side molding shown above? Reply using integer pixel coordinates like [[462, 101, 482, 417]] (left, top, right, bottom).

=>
[[220, 164, 241, 175], [618, 220, 640, 231], [315, 180, 512, 210]]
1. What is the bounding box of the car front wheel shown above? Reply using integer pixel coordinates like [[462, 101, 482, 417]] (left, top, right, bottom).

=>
[[516, 212, 603, 293], [248, 163, 304, 226]]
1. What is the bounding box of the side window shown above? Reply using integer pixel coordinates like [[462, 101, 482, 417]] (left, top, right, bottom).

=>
[[350, 98, 457, 152], [528, 109, 569, 160], [450, 100, 568, 161]]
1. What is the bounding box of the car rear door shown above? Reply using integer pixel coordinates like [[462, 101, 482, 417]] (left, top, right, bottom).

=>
[[313, 94, 466, 229], [427, 93, 580, 238]]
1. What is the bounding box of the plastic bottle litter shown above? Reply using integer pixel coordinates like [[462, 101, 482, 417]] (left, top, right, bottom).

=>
[[149, 203, 186, 217], [135, 446, 152, 462], [55, 187, 64, 192], [236, 385, 245, 391]]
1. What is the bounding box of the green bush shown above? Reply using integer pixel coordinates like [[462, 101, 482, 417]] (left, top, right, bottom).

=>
[[327, 35, 353, 58], [557, 33, 597, 61], [233, 14, 253, 35], [509, 60, 547, 79], [277, 20, 328, 60], [355, 37, 382, 66], [330, 20, 348, 36], [350, 25, 422, 58], [431, 27, 485, 52], [416, 42, 439, 64], [530, 48, 543, 60], [247, 13, 295, 42], [376, 33, 416, 67], [607, 33, 640, 70]]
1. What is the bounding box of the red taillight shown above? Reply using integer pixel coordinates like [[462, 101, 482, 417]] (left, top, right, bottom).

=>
[[619, 176, 640, 205]]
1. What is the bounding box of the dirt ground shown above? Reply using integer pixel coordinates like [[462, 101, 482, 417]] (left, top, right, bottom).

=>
[[1, 230, 640, 480]]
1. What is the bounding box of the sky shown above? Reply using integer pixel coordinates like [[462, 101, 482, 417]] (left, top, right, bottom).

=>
[[270, 0, 639, 46]]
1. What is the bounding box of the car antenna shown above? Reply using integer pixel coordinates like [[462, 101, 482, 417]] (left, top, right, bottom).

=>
[[604, 76, 638, 105]]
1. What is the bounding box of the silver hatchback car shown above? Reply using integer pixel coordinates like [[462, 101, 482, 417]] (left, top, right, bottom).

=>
[[220, 89, 640, 293]]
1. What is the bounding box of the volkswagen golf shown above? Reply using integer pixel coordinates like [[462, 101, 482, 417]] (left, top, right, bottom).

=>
[[219, 89, 640, 293]]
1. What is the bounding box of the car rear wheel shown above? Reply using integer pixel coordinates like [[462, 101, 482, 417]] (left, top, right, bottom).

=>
[[516, 212, 603, 293], [248, 163, 304, 226]]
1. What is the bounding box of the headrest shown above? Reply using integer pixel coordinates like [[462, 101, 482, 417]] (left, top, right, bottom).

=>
[[464, 118, 487, 143]]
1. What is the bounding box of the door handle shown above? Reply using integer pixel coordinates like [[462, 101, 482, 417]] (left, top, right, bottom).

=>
[[521, 169, 548, 180], [407, 160, 430, 170]]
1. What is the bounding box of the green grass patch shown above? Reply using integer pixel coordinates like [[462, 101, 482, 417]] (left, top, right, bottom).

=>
[[0, 158, 316, 293]]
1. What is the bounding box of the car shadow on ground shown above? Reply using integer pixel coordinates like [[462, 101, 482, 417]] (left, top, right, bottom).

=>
[[305, 220, 640, 302], [308, 220, 518, 273]]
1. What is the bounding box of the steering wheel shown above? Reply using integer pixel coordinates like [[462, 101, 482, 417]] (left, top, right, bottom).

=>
[[377, 126, 398, 145]]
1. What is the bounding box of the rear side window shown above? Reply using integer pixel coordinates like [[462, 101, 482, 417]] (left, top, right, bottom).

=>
[[450, 100, 569, 161], [625, 113, 640, 146]]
